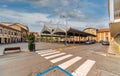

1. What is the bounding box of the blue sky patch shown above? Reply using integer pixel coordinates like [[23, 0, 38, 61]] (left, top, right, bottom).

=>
[[0, 0, 109, 32]]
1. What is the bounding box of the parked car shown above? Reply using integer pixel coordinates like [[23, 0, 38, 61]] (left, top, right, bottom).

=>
[[102, 41, 109, 45], [91, 40, 96, 43], [85, 40, 96, 44], [99, 40, 104, 43]]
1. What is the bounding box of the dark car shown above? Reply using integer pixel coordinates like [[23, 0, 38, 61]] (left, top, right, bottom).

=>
[[102, 41, 109, 45], [99, 40, 104, 43]]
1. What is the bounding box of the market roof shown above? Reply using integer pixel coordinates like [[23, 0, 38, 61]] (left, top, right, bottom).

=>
[[41, 25, 54, 34], [67, 28, 96, 37], [41, 25, 96, 37], [53, 27, 67, 35]]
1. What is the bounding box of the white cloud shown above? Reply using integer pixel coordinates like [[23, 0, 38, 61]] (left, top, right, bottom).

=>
[[0, 8, 51, 32], [54, 9, 86, 20], [2, 0, 70, 7], [0, 9, 49, 24], [68, 18, 109, 30], [32, 0, 69, 7], [0, 8, 109, 32]]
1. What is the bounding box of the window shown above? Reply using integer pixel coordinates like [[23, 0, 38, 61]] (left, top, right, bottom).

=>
[[0, 29, 2, 34], [4, 30, 7, 34], [8, 31, 11, 35], [14, 32, 17, 35]]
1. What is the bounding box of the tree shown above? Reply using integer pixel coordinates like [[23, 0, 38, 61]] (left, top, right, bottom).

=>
[[27, 33, 35, 52]]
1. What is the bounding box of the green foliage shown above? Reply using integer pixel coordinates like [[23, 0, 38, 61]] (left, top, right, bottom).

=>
[[27, 33, 35, 52]]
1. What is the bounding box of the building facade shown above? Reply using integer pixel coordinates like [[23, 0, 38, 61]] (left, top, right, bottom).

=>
[[97, 28, 111, 42], [83, 27, 111, 42], [108, 0, 120, 55], [0, 22, 29, 44], [108, 0, 120, 37], [0, 24, 21, 44], [83, 27, 97, 40], [9, 23, 29, 42], [108, 0, 120, 22]]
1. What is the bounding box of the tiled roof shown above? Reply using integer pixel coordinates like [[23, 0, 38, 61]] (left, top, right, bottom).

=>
[[0, 23, 21, 32], [97, 28, 110, 32]]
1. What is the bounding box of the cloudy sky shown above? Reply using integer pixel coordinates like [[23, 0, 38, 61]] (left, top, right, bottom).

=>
[[0, 0, 109, 32]]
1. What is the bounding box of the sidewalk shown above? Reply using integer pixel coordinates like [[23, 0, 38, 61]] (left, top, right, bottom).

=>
[[100, 70, 118, 76], [0, 51, 33, 59]]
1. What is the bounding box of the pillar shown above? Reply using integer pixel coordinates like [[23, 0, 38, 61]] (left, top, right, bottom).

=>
[[79, 34, 80, 44], [73, 33, 75, 44]]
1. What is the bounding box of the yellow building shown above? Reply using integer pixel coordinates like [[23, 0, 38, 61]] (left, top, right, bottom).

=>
[[83, 27, 97, 40]]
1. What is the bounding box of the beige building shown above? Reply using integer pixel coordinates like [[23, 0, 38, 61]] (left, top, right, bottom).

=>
[[108, 0, 120, 55], [83, 27, 97, 40], [0, 22, 29, 44], [0, 24, 21, 44]]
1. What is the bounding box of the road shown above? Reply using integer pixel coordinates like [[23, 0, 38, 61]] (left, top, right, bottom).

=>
[[0, 43, 120, 76]]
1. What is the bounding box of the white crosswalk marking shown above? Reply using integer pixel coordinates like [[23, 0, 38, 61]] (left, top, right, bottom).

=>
[[38, 50, 56, 54], [41, 51, 60, 56], [45, 53, 66, 59], [37, 49, 96, 76], [50, 54, 73, 63], [58, 56, 82, 69], [72, 59, 96, 76], [36, 49, 53, 53]]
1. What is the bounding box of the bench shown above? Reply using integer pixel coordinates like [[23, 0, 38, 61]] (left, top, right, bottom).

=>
[[4, 47, 21, 54]]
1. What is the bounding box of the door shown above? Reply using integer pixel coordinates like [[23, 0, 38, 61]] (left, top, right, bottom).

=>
[[0, 38, 1, 44]]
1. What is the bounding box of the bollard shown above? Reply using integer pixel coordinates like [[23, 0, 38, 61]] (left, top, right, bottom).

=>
[[118, 45, 120, 54]]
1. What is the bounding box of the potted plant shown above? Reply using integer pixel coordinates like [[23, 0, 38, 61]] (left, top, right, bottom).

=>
[[27, 33, 35, 52]]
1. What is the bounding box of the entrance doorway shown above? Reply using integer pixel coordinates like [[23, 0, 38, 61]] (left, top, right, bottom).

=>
[[4, 38, 7, 44], [0, 38, 1, 44]]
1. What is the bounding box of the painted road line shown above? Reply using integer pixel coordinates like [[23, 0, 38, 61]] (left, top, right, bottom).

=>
[[45, 53, 66, 59], [37, 66, 73, 76], [50, 54, 73, 63], [95, 52, 106, 56], [58, 56, 82, 69], [72, 59, 96, 76], [38, 50, 56, 54], [41, 51, 60, 56]]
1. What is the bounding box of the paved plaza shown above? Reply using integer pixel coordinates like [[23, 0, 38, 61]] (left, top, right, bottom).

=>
[[0, 42, 120, 76]]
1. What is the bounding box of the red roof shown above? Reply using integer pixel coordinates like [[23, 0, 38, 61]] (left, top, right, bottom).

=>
[[97, 28, 110, 33]]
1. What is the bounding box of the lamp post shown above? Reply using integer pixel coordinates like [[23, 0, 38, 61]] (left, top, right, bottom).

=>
[[60, 15, 68, 46]]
